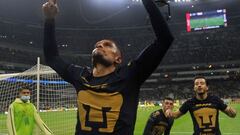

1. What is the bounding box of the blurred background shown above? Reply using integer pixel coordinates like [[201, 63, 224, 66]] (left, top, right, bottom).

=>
[[0, 0, 240, 134], [0, 0, 239, 101]]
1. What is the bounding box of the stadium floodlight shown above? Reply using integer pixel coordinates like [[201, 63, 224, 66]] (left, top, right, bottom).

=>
[[174, 0, 192, 2], [132, 0, 142, 3], [92, 0, 126, 6]]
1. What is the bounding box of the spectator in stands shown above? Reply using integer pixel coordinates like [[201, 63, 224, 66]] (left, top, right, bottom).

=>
[[7, 86, 53, 135]]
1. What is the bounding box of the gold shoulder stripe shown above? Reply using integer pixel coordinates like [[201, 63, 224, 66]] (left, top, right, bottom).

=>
[[83, 83, 108, 89], [81, 77, 88, 83]]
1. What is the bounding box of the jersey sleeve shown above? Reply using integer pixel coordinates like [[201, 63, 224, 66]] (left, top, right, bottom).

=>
[[143, 112, 157, 135], [164, 119, 174, 135], [43, 19, 85, 85], [215, 96, 227, 111], [179, 100, 190, 114], [164, 128, 171, 135], [143, 119, 154, 135], [130, 0, 174, 85], [33, 105, 53, 135], [6, 104, 17, 135]]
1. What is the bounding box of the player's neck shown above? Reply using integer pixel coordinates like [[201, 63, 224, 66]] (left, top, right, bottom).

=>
[[196, 93, 208, 100], [93, 64, 116, 77]]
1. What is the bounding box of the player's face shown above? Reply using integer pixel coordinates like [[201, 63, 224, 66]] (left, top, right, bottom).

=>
[[194, 78, 208, 95], [92, 40, 121, 67], [163, 99, 174, 111], [19, 89, 31, 97]]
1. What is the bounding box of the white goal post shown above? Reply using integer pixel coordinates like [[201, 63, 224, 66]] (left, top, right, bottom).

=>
[[0, 57, 77, 135]]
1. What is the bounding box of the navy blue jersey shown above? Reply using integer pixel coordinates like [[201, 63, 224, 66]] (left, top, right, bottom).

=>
[[179, 95, 227, 135], [43, 0, 173, 134], [143, 109, 174, 135]]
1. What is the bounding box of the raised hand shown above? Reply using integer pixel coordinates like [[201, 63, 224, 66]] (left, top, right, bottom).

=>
[[42, 0, 59, 19], [165, 109, 173, 118]]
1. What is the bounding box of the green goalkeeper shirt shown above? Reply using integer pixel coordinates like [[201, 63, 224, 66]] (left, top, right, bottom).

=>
[[7, 98, 53, 135]]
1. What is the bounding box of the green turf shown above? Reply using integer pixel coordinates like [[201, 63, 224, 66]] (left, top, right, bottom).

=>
[[191, 16, 225, 29], [0, 104, 239, 135], [134, 104, 240, 135]]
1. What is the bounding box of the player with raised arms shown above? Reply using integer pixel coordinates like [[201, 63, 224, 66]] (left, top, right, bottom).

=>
[[42, 0, 174, 134]]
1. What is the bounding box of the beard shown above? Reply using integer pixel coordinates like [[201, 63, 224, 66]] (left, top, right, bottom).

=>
[[197, 92, 205, 96], [196, 89, 206, 96], [92, 52, 112, 67]]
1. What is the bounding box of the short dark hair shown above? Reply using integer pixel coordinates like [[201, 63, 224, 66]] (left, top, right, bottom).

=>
[[193, 76, 208, 86], [164, 97, 174, 102], [95, 39, 123, 63], [19, 86, 31, 93], [106, 39, 122, 58]]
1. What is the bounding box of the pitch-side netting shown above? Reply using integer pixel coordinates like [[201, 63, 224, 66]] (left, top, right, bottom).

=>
[[0, 58, 77, 135]]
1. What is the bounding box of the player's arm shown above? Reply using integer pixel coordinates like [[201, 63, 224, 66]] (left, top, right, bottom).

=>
[[133, 0, 174, 84], [223, 106, 237, 118], [165, 110, 183, 119], [42, 0, 75, 83], [6, 104, 17, 135], [33, 106, 54, 135], [164, 127, 171, 135], [143, 119, 154, 135], [143, 113, 155, 135], [216, 97, 237, 118], [166, 100, 189, 119]]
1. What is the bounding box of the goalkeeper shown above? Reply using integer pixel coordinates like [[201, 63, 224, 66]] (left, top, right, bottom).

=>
[[7, 87, 53, 135]]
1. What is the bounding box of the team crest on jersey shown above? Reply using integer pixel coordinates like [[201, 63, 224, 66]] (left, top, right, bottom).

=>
[[77, 90, 123, 133], [152, 111, 160, 118], [152, 125, 165, 135], [193, 108, 217, 133]]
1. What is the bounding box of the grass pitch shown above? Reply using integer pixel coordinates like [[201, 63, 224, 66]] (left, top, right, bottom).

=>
[[0, 104, 239, 135]]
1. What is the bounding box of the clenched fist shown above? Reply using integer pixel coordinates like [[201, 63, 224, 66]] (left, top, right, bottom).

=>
[[165, 109, 173, 118], [42, 0, 59, 19]]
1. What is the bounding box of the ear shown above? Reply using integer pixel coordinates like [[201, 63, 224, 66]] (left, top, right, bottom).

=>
[[193, 87, 197, 92], [115, 56, 122, 64]]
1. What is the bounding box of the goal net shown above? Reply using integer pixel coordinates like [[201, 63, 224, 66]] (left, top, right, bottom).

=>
[[0, 63, 77, 135]]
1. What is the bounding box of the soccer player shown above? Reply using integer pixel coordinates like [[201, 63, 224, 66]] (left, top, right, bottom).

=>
[[143, 97, 174, 135], [166, 76, 237, 135], [42, 0, 174, 134], [7, 87, 53, 135]]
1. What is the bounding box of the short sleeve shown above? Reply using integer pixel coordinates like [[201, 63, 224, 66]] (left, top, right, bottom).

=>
[[179, 100, 190, 114], [215, 96, 227, 111]]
